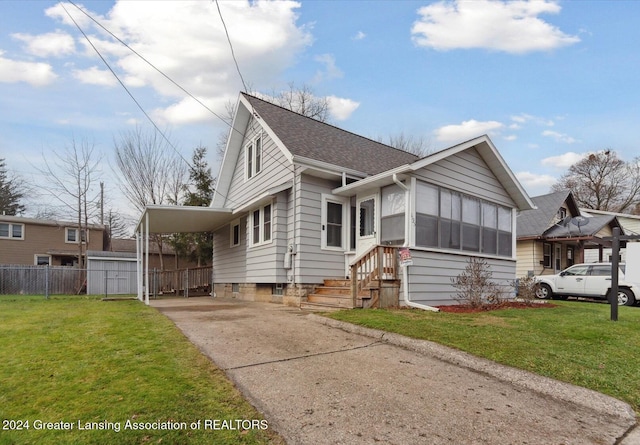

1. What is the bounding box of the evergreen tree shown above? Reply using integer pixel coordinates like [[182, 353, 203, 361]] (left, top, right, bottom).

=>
[[0, 158, 26, 215]]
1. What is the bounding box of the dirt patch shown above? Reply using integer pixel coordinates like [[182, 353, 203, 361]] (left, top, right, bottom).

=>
[[437, 301, 557, 313]]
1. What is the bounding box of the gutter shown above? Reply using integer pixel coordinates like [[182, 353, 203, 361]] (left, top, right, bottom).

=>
[[392, 174, 440, 313]]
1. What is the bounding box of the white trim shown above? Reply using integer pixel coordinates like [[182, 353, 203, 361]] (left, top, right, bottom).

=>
[[34, 254, 51, 265], [249, 201, 273, 247], [65, 227, 87, 244], [245, 130, 263, 181], [321, 194, 348, 251], [230, 219, 241, 248], [0, 221, 24, 240]]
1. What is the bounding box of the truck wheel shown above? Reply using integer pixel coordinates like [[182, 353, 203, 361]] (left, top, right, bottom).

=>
[[535, 283, 552, 299], [618, 289, 636, 306]]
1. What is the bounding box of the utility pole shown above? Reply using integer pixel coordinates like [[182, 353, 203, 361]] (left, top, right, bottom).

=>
[[100, 181, 104, 225]]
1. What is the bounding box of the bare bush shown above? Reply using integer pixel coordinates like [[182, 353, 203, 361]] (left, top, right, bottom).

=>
[[451, 257, 504, 308], [512, 275, 538, 305]]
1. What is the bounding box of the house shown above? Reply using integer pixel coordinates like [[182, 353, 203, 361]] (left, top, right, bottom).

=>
[[0, 215, 105, 266], [516, 190, 623, 277], [109, 238, 199, 271], [580, 208, 640, 263], [136, 92, 534, 308]]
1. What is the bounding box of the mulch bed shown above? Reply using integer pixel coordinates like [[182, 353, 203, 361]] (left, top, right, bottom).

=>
[[436, 301, 557, 313]]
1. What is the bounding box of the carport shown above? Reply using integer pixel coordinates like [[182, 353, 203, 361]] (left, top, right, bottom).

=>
[[135, 205, 234, 305]]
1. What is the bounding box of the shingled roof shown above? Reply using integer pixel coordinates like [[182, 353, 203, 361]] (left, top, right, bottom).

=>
[[517, 190, 577, 238], [243, 93, 419, 176]]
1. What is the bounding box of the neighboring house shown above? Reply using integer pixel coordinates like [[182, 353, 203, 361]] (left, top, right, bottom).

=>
[[109, 238, 199, 271], [580, 208, 640, 263], [136, 92, 534, 308], [0, 215, 105, 266], [516, 190, 623, 277]]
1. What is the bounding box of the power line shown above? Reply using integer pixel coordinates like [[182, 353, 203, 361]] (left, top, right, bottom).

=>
[[60, 2, 196, 174], [63, 2, 295, 209], [214, 0, 248, 93], [67, 0, 232, 130]]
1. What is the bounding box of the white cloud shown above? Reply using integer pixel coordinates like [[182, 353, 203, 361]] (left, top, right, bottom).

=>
[[516, 171, 557, 193], [541, 151, 587, 168], [312, 54, 343, 83], [411, 0, 579, 54], [542, 130, 578, 144], [327, 96, 360, 121], [0, 51, 57, 86], [12, 30, 76, 57], [72, 66, 117, 86], [434, 119, 504, 142], [503, 134, 517, 141], [353, 31, 366, 40], [41, 1, 314, 124]]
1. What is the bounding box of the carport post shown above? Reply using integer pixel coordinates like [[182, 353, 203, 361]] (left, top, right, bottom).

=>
[[609, 227, 620, 321]]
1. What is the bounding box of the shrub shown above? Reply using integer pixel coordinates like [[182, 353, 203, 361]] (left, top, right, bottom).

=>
[[451, 257, 504, 308], [512, 275, 538, 305]]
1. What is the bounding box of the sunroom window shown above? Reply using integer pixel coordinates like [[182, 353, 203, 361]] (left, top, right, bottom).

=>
[[415, 180, 512, 258], [380, 184, 405, 245]]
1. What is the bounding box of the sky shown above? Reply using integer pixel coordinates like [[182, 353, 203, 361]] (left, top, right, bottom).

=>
[[1, 0, 639, 224]]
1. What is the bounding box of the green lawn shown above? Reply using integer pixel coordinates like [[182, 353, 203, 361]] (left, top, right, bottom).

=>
[[0, 295, 283, 445], [328, 301, 640, 412]]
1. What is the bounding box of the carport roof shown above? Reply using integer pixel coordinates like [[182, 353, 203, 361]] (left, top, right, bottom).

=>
[[135, 205, 234, 234]]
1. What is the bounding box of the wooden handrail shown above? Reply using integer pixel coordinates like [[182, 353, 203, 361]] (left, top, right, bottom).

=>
[[350, 245, 398, 307]]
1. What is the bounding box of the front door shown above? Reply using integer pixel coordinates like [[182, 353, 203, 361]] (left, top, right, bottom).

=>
[[356, 194, 378, 256]]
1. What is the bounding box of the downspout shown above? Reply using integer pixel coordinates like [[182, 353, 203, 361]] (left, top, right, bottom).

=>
[[393, 174, 440, 312]]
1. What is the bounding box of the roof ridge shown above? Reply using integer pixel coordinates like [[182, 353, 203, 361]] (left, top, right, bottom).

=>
[[241, 92, 420, 160]]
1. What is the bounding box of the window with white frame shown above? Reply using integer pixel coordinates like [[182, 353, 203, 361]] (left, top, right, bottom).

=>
[[35, 255, 51, 265], [322, 195, 347, 249], [0, 222, 24, 240], [250, 203, 272, 246], [380, 184, 405, 245], [230, 220, 241, 247], [246, 134, 262, 179], [65, 227, 87, 244], [415, 180, 513, 258]]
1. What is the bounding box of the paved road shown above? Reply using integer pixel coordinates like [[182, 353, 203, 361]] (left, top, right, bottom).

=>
[[152, 297, 637, 445]]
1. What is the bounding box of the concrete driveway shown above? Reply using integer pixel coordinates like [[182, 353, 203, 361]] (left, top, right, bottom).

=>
[[152, 297, 637, 445]]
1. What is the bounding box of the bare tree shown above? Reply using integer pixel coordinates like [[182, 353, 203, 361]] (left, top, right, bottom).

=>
[[377, 132, 432, 158], [35, 138, 103, 268], [216, 83, 331, 161], [552, 149, 640, 213], [271, 82, 330, 123], [113, 126, 189, 270]]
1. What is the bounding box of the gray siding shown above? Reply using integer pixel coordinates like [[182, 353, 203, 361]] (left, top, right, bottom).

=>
[[212, 217, 247, 283], [225, 122, 293, 208], [246, 191, 288, 283], [414, 148, 515, 207], [295, 174, 346, 283], [403, 250, 516, 306]]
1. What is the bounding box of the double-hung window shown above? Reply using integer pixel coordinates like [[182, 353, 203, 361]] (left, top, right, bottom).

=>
[[0, 222, 24, 240], [322, 195, 347, 249], [246, 134, 262, 179], [65, 228, 87, 244], [250, 203, 272, 246]]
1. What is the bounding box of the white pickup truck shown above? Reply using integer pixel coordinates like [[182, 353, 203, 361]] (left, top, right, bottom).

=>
[[535, 263, 639, 306]]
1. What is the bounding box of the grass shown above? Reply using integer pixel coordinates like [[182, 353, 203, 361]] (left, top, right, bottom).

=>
[[0, 295, 283, 445], [328, 301, 640, 413]]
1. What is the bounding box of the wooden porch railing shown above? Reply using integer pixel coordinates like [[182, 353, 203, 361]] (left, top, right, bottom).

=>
[[350, 245, 398, 307]]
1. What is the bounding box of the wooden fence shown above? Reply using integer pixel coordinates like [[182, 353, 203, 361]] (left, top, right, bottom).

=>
[[151, 266, 213, 297], [0, 265, 86, 295]]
